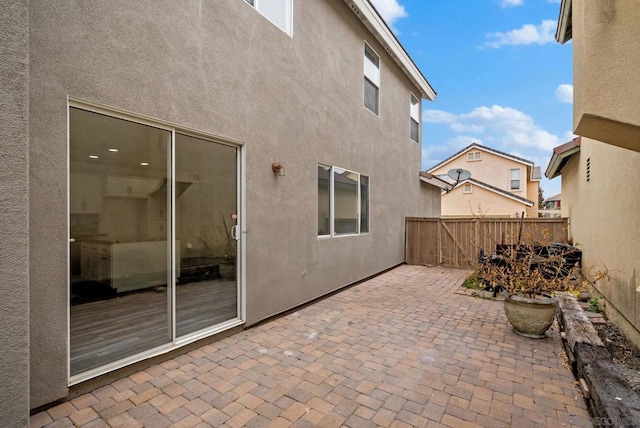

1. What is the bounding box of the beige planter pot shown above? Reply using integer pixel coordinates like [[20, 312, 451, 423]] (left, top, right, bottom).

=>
[[504, 295, 557, 339]]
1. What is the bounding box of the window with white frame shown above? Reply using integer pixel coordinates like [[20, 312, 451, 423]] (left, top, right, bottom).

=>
[[466, 151, 482, 161], [463, 183, 472, 193], [364, 43, 380, 115], [510, 168, 521, 190], [410, 94, 420, 142], [244, 0, 293, 36], [318, 164, 369, 236]]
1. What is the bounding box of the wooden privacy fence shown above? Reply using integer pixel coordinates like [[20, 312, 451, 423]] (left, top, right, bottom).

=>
[[405, 217, 570, 268]]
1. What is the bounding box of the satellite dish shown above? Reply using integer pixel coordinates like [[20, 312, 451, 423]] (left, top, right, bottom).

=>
[[445, 168, 471, 193]]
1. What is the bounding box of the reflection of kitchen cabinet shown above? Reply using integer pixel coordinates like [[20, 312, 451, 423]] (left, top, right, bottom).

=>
[[105, 176, 161, 198], [81, 242, 112, 283], [70, 174, 103, 213], [111, 240, 179, 293]]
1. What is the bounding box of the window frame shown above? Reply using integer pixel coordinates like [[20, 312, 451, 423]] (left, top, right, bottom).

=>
[[318, 164, 369, 237], [466, 151, 482, 161], [410, 94, 420, 142], [363, 42, 380, 116], [463, 183, 473, 193], [244, 0, 293, 36], [509, 168, 521, 190]]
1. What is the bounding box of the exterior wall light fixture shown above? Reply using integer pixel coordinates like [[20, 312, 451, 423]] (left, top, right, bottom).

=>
[[272, 162, 285, 176]]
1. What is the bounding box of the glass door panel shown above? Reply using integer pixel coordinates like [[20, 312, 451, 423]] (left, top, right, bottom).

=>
[[69, 107, 171, 376], [175, 134, 238, 337]]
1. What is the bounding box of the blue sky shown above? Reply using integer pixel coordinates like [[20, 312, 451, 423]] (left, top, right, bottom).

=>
[[371, 0, 573, 198]]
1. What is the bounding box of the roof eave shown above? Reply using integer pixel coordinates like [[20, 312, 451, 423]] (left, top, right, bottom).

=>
[[419, 171, 453, 191], [545, 138, 581, 179], [460, 180, 535, 207], [427, 143, 534, 173], [556, 0, 573, 44], [344, 0, 436, 100]]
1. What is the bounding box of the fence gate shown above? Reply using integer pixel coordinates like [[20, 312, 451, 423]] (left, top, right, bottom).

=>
[[405, 217, 570, 268]]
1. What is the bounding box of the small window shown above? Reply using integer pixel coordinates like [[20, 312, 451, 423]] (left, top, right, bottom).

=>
[[463, 183, 472, 193], [467, 151, 482, 161], [410, 94, 420, 142], [245, 0, 293, 36], [510, 168, 521, 190], [364, 43, 380, 115], [586, 157, 591, 182], [318, 164, 369, 236]]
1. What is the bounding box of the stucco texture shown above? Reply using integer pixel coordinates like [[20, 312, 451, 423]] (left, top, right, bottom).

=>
[[27, 0, 439, 407], [561, 137, 640, 347], [572, 0, 640, 151], [1, 0, 30, 425], [440, 185, 528, 218]]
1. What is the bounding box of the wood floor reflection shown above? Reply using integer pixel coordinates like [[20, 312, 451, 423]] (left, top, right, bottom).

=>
[[70, 279, 237, 376]]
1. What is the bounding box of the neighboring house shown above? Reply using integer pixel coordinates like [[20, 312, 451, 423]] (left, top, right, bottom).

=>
[[540, 193, 562, 218], [1, 0, 441, 423], [550, 1, 640, 349], [542, 194, 561, 211], [427, 143, 541, 218]]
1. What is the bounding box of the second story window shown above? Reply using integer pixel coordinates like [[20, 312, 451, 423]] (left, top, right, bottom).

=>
[[244, 0, 293, 36], [410, 94, 420, 142], [510, 168, 521, 190], [364, 43, 380, 115], [467, 151, 482, 161]]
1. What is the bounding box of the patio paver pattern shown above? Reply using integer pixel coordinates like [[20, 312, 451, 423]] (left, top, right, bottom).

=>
[[31, 265, 592, 427]]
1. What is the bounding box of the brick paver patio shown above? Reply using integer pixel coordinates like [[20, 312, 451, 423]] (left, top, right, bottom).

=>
[[31, 265, 591, 427]]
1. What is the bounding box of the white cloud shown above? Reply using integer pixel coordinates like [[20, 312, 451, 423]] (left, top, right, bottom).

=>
[[498, 0, 524, 8], [423, 105, 560, 152], [485, 20, 557, 48], [369, 0, 408, 28], [555, 84, 573, 103], [423, 109, 456, 124]]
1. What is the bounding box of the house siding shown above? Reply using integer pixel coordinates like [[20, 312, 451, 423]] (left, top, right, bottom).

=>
[[24, 0, 440, 409], [0, 0, 30, 426], [560, 137, 640, 347], [572, 0, 640, 151]]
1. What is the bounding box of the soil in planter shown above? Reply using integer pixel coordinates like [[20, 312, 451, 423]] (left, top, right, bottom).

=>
[[595, 321, 640, 394]]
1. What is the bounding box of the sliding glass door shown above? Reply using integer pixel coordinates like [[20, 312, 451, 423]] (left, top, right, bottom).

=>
[[69, 105, 240, 380], [175, 133, 238, 338]]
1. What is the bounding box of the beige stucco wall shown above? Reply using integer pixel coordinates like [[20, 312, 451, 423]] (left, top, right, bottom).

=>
[[572, 0, 640, 151], [430, 149, 538, 217], [1, 0, 30, 426], [441, 185, 526, 218], [560, 137, 640, 347], [26, 0, 440, 408]]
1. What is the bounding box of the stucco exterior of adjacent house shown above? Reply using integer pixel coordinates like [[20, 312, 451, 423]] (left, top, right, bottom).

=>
[[427, 143, 541, 218], [0, 1, 441, 425], [551, 0, 640, 349]]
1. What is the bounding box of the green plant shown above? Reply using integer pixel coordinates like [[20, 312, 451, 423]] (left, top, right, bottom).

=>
[[588, 296, 604, 313], [462, 274, 485, 290]]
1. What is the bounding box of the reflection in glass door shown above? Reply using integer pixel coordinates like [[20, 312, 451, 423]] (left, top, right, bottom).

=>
[[175, 134, 238, 337], [69, 105, 240, 380]]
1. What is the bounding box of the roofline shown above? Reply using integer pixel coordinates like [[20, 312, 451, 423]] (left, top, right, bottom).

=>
[[545, 137, 581, 179], [543, 194, 562, 203], [419, 171, 453, 191], [344, 0, 436, 100], [556, 0, 572, 44], [426, 143, 534, 173], [455, 178, 534, 207]]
